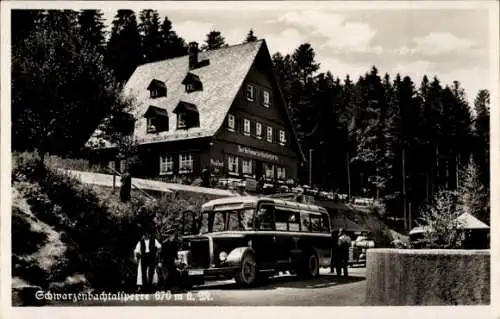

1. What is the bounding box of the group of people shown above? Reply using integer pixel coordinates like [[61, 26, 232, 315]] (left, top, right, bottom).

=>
[[330, 228, 352, 277], [133, 227, 183, 293]]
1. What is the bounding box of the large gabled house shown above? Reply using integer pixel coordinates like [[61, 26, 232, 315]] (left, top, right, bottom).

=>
[[88, 39, 305, 184]]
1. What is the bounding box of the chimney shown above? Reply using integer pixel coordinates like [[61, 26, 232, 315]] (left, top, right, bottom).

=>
[[188, 42, 199, 70]]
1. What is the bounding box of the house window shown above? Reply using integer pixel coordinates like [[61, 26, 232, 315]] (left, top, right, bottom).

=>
[[148, 80, 167, 99], [179, 154, 194, 174], [160, 155, 174, 175], [267, 126, 273, 142], [243, 119, 251, 136], [186, 83, 195, 92], [242, 159, 253, 175], [279, 130, 286, 146], [108, 160, 115, 172], [277, 167, 286, 180], [146, 118, 155, 133], [264, 163, 275, 179], [263, 90, 271, 108], [227, 114, 235, 131], [256, 122, 262, 139], [177, 113, 187, 129], [228, 155, 239, 175], [246, 84, 255, 101]]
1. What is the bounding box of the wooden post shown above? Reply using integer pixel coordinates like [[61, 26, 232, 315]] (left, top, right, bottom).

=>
[[112, 174, 116, 193]]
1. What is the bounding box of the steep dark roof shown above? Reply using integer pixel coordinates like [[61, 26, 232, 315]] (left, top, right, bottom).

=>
[[144, 105, 168, 118], [88, 39, 305, 161], [122, 40, 265, 145]]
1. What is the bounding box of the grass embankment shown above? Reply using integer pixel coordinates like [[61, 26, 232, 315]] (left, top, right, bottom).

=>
[[11, 153, 208, 305]]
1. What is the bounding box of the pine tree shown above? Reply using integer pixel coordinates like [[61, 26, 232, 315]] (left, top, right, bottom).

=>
[[159, 16, 188, 59], [105, 10, 142, 84], [11, 10, 43, 46], [139, 9, 163, 63], [291, 43, 320, 85], [201, 30, 228, 51], [77, 10, 106, 52], [244, 29, 258, 42], [473, 89, 490, 189]]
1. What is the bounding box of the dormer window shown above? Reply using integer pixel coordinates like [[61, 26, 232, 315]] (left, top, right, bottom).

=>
[[182, 72, 203, 93], [173, 101, 200, 130], [144, 105, 168, 133], [147, 79, 167, 98]]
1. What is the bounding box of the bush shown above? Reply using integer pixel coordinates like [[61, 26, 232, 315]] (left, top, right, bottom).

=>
[[365, 249, 490, 305], [12, 207, 48, 255]]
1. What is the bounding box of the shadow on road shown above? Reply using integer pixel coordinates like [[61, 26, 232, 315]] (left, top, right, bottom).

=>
[[194, 274, 365, 291]]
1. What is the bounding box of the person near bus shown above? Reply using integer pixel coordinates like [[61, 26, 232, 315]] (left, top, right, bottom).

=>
[[134, 228, 162, 293], [160, 228, 181, 290], [337, 228, 352, 277], [330, 229, 339, 273]]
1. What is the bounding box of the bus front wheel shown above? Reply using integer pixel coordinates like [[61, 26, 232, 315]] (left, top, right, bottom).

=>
[[234, 253, 257, 286]]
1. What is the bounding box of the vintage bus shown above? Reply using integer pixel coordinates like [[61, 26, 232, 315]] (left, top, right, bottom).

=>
[[178, 196, 332, 287]]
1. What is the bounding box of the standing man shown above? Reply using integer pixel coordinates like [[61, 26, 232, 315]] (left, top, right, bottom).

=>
[[201, 166, 211, 187], [330, 229, 339, 273], [120, 167, 132, 202], [134, 227, 162, 293], [337, 228, 352, 277]]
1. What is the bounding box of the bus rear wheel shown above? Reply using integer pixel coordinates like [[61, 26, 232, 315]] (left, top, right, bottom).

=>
[[297, 252, 319, 278], [235, 253, 257, 286]]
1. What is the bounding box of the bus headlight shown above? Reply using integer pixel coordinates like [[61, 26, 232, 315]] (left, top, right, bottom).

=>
[[219, 251, 228, 262]]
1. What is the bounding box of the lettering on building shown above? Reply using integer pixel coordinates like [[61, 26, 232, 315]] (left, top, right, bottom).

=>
[[237, 146, 279, 162]]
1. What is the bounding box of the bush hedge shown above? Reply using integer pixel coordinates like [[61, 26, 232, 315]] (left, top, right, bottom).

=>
[[365, 248, 490, 305], [12, 154, 209, 297]]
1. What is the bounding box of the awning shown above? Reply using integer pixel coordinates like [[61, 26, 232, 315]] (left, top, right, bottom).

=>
[[456, 212, 489, 230], [173, 101, 198, 113], [143, 105, 168, 118]]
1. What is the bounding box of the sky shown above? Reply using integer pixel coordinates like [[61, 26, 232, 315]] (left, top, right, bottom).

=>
[[101, 3, 493, 105]]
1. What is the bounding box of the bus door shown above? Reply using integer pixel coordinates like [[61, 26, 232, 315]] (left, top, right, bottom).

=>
[[253, 203, 277, 270], [274, 207, 301, 266]]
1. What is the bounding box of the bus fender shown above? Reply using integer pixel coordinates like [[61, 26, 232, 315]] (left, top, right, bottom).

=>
[[225, 247, 256, 267]]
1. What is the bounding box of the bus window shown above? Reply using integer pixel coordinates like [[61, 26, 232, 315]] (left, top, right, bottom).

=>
[[310, 215, 323, 232], [322, 213, 331, 233], [256, 205, 275, 231], [300, 212, 311, 232], [213, 212, 226, 232], [275, 208, 300, 231], [227, 209, 254, 231]]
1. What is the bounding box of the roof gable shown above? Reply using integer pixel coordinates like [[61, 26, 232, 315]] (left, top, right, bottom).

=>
[[122, 40, 265, 145]]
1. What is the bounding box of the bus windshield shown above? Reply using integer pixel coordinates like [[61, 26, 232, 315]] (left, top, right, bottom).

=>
[[200, 208, 254, 234]]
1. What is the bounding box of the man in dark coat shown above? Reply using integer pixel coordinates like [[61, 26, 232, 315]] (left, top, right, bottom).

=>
[[330, 230, 339, 273], [120, 168, 132, 202], [161, 228, 181, 290], [201, 167, 211, 187], [337, 228, 352, 277]]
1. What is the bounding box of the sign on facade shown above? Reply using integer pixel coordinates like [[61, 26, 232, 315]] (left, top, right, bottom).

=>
[[237, 145, 279, 162]]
